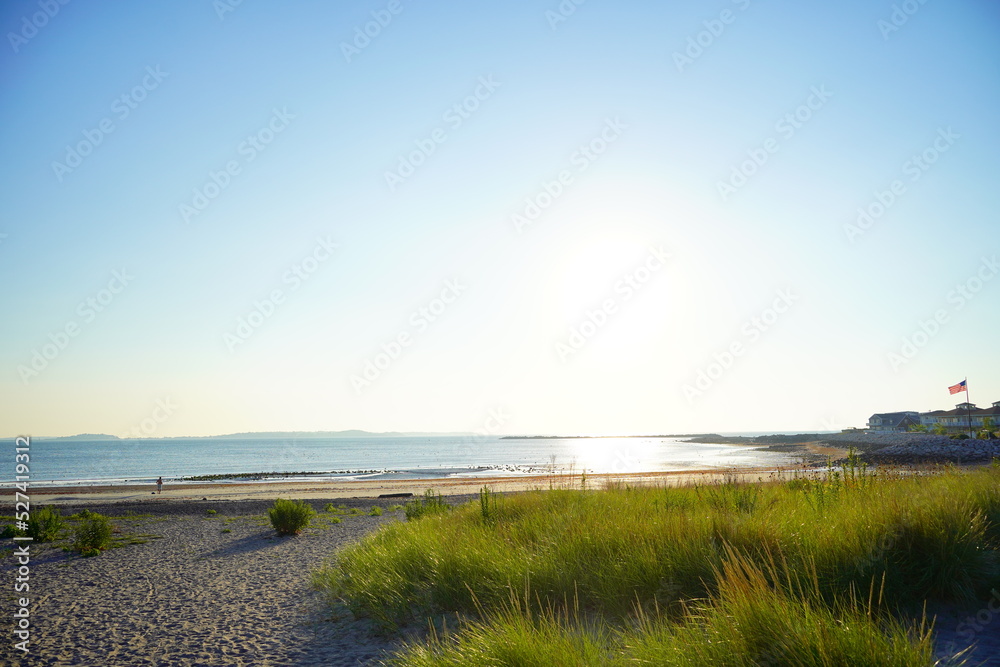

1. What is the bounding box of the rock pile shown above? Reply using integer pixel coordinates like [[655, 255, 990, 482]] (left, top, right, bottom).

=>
[[824, 432, 1000, 464]]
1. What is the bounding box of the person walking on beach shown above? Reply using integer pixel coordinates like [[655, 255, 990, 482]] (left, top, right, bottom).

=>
[[156, 476, 163, 494]]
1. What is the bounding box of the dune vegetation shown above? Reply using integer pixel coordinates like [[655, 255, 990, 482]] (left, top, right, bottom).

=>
[[313, 459, 1000, 665]]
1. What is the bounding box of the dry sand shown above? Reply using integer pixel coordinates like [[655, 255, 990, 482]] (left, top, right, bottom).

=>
[[1, 496, 418, 666]]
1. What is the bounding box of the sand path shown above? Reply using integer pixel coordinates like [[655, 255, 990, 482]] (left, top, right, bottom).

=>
[[1, 497, 410, 666]]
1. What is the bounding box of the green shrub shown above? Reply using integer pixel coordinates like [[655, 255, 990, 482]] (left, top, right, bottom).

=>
[[268, 499, 315, 536], [369, 506, 383, 516], [0, 524, 24, 538], [73, 513, 113, 554], [479, 486, 496, 522], [324, 503, 336, 513], [205, 509, 217, 515], [405, 489, 451, 521], [28, 507, 65, 542]]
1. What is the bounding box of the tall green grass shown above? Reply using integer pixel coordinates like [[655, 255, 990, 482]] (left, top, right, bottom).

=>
[[313, 468, 1000, 663], [388, 553, 934, 666]]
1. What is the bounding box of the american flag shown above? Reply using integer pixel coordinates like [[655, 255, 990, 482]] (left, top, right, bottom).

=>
[[948, 380, 967, 395]]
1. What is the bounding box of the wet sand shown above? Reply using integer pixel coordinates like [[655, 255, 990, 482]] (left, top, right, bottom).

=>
[[14, 466, 812, 506]]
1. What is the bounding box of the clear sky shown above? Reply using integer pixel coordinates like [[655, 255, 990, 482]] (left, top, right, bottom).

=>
[[1, 0, 998, 438]]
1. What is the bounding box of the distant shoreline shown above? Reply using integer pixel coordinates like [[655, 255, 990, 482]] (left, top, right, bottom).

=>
[[501, 433, 836, 443], [500, 434, 707, 440]]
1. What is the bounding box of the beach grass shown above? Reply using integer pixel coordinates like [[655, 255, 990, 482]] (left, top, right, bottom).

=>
[[385, 553, 935, 666], [314, 464, 1000, 663]]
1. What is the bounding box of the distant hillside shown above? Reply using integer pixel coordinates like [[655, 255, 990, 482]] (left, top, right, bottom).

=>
[[199, 430, 475, 439], [31, 433, 122, 441]]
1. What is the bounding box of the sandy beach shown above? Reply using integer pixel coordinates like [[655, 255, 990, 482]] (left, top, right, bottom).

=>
[[16, 464, 827, 506], [1, 495, 414, 666]]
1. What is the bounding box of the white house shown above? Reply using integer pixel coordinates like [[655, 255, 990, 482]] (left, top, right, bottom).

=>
[[920, 401, 1000, 431]]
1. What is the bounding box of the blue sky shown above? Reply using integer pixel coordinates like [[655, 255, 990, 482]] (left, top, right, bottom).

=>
[[1, 0, 998, 437]]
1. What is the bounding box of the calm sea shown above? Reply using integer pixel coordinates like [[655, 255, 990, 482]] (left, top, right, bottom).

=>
[[3, 435, 802, 487]]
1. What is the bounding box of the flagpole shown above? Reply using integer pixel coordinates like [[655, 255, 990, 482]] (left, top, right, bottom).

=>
[[965, 377, 973, 435]]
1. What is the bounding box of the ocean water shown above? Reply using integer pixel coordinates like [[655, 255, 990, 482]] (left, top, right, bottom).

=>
[[3, 435, 802, 487]]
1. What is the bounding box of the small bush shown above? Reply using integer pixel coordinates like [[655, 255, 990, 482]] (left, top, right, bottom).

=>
[[268, 499, 315, 536], [1, 524, 24, 538], [405, 489, 451, 521], [480, 486, 495, 522], [324, 503, 336, 512], [28, 507, 65, 542], [205, 509, 217, 515], [369, 506, 383, 516], [73, 513, 113, 554]]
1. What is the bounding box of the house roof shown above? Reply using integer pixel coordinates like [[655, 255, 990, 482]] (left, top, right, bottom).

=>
[[922, 403, 999, 418], [869, 412, 919, 425]]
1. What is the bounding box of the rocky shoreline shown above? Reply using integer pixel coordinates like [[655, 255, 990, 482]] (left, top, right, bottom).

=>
[[821, 432, 1000, 465], [688, 431, 1000, 467]]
